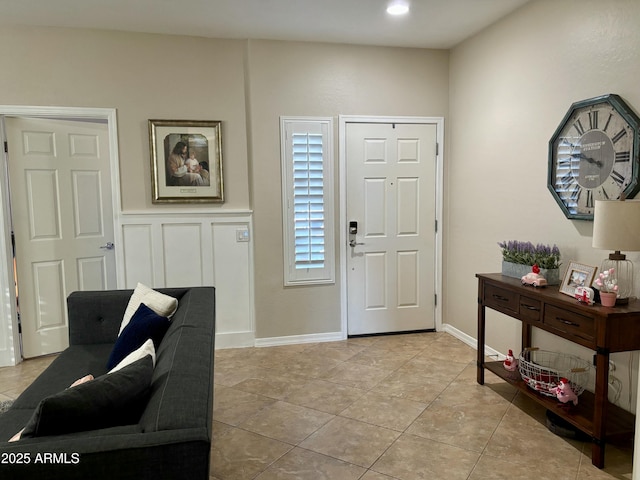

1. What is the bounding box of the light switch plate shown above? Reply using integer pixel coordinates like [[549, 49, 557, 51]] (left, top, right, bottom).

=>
[[236, 228, 250, 242]]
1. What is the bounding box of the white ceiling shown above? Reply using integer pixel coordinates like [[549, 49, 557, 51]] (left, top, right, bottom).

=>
[[0, 0, 530, 49]]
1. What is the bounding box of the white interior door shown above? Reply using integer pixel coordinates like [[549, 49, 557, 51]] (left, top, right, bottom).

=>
[[6, 117, 116, 358], [346, 122, 437, 335]]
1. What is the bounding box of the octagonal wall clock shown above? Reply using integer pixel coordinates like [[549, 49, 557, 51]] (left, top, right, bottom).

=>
[[548, 94, 640, 220]]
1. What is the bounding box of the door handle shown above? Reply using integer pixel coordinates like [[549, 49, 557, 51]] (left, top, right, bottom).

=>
[[349, 239, 364, 247], [100, 242, 115, 250]]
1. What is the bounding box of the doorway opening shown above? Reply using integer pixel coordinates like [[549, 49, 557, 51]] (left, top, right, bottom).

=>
[[0, 107, 121, 367]]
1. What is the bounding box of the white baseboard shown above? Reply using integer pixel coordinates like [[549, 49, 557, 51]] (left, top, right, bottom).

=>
[[441, 323, 505, 360], [255, 331, 345, 348], [215, 331, 256, 350], [215, 331, 346, 350], [217, 325, 507, 360]]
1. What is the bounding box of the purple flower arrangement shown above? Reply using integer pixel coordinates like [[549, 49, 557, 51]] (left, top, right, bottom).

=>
[[498, 240, 561, 270]]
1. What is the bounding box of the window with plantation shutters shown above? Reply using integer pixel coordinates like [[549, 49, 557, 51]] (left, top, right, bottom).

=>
[[281, 117, 335, 286]]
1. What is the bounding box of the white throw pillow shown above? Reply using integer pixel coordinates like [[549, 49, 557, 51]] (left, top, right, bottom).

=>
[[108, 338, 156, 374], [119, 283, 178, 335]]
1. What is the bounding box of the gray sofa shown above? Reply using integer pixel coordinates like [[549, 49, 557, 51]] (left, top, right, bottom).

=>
[[0, 286, 215, 479]]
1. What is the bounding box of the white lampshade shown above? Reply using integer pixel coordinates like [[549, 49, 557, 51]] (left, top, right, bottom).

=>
[[593, 200, 640, 252], [593, 199, 640, 303]]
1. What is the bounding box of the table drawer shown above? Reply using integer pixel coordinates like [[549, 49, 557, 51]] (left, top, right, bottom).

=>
[[519, 296, 542, 322], [544, 305, 595, 344], [484, 283, 519, 314]]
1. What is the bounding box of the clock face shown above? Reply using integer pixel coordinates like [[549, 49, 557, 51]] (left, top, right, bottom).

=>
[[548, 94, 640, 220]]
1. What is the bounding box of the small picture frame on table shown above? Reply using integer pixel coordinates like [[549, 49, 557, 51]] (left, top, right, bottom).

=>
[[560, 261, 597, 297]]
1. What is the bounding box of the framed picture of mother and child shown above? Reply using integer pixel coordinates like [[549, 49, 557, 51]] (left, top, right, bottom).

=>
[[149, 119, 224, 203]]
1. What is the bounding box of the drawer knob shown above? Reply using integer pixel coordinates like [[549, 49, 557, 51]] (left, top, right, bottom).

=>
[[523, 304, 540, 311]]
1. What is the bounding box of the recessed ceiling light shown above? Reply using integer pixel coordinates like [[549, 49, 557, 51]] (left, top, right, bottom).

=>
[[387, 0, 409, 15]]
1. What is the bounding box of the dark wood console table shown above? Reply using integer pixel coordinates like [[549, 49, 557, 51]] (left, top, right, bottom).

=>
[[477, 273, 639, 468]]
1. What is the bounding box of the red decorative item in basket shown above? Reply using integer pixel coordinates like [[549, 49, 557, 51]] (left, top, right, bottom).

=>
[[518, 348, 590, 398], [535, 373, 555, 384]]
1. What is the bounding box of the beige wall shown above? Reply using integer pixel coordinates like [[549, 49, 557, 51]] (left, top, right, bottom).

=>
[[447, 0, 640, 411], [0, 27, 449, 341], [0, 26, 251, 211], [246, 40, 449, 338]]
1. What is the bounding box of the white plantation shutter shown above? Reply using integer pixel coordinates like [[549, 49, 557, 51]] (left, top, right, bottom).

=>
[[281, 117, 335, 285], [293, 132, 325, 268]]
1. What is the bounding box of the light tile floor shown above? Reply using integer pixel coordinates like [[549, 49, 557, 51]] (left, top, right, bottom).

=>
[[211, 332, 633, 480], [0, 332, 634, 479]]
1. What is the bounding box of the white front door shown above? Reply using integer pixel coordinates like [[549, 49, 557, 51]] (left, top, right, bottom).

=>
[[6, 117, 116, 358], [346, 122, 437, 335]]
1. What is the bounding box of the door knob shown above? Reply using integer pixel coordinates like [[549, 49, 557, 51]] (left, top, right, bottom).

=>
[[99, 242, 115, 250], [349, 239, 364, 247]]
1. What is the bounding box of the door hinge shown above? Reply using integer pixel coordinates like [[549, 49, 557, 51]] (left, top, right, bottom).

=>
[[435, 219, 438, 233], [434, 293, 438, 306], [3, 141, 7, 153], [435, 142, 439, 156]]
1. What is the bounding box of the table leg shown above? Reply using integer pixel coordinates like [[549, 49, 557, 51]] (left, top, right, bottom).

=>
[[591, 347, 610, 468], [522, 322, 532, 351], [477, 285, 485, 385]]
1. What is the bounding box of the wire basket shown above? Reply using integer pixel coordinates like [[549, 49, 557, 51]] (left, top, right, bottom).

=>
[[518, 348, 590, 397]]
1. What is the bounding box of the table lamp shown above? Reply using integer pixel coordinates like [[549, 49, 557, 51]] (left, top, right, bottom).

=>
[[592, 199, 640, 304]]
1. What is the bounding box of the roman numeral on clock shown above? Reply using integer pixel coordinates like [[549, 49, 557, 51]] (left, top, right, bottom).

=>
[[573, 119, 585, 136], [611, 169, 626, 186], [615, 151, 631, 162], [612, 129, 627, 144], [586, 190, 594, 208], [570, 184, 582, 201], [589, 111, 598, 130], [560, 172, 574, 188], [557, 156, 571, 169]]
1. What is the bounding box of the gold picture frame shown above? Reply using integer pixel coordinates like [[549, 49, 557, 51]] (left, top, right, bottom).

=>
[[559, 261, 597, 297], [149, 119, 224, 203]]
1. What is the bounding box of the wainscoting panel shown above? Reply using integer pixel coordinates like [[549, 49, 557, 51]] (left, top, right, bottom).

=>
[[162, 223, 205, 286], [121, 224, 154, 286], [212, 223, 254, 347], [118, 212, 254, 348]]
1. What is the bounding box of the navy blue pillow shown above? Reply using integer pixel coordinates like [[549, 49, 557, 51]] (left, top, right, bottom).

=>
[[106, 303, 170, 370]]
